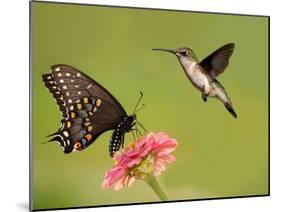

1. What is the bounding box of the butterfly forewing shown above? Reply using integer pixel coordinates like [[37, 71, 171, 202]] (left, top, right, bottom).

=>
[[42, 64, 128, 153], [50, 64, 126, 115]]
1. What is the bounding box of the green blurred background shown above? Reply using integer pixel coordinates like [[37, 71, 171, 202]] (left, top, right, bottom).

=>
[[31, 2, 268, 210]]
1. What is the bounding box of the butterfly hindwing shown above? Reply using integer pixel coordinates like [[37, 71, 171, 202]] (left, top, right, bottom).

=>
[[42, 64, 128, 153]]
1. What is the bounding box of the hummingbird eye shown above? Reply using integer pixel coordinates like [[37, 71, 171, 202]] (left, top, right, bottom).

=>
[[180, 51, 187, 56]]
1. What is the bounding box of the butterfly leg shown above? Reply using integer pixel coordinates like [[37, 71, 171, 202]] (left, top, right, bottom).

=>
[[131, 129, 136, 141], [136, 128, 142, 137], [130, 122, 137, 141], [136, 121, 149, 133], [131, 128, 141, 137], [130, 123, 142, 138], [120, 134, 125, 149]]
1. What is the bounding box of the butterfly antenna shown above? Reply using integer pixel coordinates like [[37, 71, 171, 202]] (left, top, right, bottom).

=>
[[136, 104, 145, 113], [133, 91, 143, 114]]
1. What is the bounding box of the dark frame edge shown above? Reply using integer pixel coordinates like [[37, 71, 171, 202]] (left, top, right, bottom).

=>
[[267, 16, 270, 196], [29, 1, 33, 211], [32, 194, 270, 211]]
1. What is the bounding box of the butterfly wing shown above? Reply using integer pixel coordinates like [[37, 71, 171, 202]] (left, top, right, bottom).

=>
[[42, 64, 127, 153], [200, 43, 235, 78]]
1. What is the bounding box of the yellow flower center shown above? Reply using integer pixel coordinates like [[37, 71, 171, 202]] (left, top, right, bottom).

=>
[[129, 154, 155, 180]]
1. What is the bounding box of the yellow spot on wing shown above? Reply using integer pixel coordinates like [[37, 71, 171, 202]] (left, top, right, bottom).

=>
[[96, 99, 102, 107], [71, 112, 75, 118], [77, 104, 82, 110], [67, 121, 71, 128], [83, 98, 89, 104], [87, 126, 93, 132]]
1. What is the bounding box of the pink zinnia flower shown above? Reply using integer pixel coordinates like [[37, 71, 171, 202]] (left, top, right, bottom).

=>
[[102, 132, 177, 191]]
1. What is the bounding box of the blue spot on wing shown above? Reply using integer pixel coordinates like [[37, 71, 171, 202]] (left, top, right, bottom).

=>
[[90, 98, 96, 105], [81, 138, 87, 146]]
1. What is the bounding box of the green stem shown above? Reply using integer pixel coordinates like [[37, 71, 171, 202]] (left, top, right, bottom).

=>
[[145, 174, 168, 201]]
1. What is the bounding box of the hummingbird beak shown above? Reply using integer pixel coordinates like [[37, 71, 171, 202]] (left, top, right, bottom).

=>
[[152, 48, 176, 54]]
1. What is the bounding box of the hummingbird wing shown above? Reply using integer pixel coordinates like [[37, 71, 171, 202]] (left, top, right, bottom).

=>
[[199, 43, 235, 78]]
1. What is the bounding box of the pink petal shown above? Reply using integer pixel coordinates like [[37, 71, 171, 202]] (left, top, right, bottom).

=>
[[123, 175, 130, 186], [154, 160, 166, 172], [127, 176, 136, 187], [103, 167, 126, 188], [127, 157, 142, 167], [114, 176, 126, 191], [157, 154, 176, 163], [153, 142, 177, 154]]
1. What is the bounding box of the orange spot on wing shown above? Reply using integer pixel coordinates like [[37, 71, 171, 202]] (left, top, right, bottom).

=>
[[74, 141, 82, 150], [85, 134, 92, 142]]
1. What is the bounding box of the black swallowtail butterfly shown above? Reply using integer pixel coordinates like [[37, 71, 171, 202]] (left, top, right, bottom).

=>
[[42, 64, 142, 157]]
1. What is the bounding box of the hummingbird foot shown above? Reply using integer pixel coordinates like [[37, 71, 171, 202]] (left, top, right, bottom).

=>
[[202, 94, 208, 102], [201, 85, 208, 102]]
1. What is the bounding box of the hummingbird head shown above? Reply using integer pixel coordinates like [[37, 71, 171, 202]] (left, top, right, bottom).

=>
[[152, 47, 198, 63]]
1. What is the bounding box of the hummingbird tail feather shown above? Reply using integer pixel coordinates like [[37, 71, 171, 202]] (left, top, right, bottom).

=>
[[224, 103, 237, 118]]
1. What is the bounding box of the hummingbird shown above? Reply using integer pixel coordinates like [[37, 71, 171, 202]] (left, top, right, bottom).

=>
[[152, 43, 237, 118]]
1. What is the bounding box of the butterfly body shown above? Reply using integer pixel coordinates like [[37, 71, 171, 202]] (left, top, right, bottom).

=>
[[42, 64, 136, 157], [109, 115, 136, 157], [153, 43, 237, 118]]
